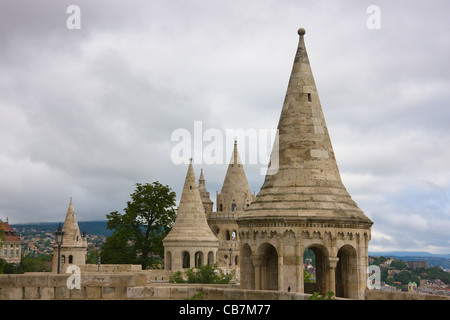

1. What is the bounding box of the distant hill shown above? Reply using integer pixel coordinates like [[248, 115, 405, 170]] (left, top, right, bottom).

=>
[[12, 220, 112, 237], [370, 251, 450, 259], [369, 251, 450, 269]]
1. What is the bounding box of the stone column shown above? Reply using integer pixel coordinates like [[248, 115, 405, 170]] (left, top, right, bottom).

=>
[[190, 250, 195, 269], [296, 242, 304, 293], [251, 256, 263, 290], [278, 243, 284, 291], [327, 257, 339, 294]]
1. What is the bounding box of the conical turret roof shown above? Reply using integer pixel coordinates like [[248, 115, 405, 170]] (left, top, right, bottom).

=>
[[217, 140, 254, 211], [241, 28, 372, 225], [61, 198, 86, 247], [220, 141, 252, 199], [163, 161, 219, 243], [198, 169, 213, 205]]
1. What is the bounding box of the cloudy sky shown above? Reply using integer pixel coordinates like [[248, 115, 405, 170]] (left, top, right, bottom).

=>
[[1, 0, 449, 254]]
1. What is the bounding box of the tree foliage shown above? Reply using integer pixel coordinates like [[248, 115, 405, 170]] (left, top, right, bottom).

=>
[[101, 182, 177, 269], [169, 264, 235, 284]]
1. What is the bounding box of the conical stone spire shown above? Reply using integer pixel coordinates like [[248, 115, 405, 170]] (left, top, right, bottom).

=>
[[217, 140, 254, 212], [163, 160, 219, 243], [62, 198, 86, 247], [198, 169, 214, 215], [241, 28, 372, 224]]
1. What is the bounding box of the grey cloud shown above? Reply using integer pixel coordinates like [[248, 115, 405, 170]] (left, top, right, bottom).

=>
[[0, 0, 448, 254]]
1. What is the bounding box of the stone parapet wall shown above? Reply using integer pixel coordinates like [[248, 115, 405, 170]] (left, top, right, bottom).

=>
[[79, 264, 142, 273], [2, 272, 449, 300], [365, 289, 450, 300], [0, 272, 143, 300], [127, 284, 317, 300]]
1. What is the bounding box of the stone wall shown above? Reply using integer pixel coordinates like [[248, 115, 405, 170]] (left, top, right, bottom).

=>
[[79, 264, 143, 273], [0, 272, 143, 299], [1, 272, 449, 300], [365, 289, 450, 300]]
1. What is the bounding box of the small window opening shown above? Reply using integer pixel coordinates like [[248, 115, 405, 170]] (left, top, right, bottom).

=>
[[307, 93, 312, 102]]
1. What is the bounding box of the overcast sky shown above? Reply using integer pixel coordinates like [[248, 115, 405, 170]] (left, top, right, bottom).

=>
[[1, 0, 449, 254]]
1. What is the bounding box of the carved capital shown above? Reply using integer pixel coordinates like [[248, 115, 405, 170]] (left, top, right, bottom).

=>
[[327, 257, 339, 269]]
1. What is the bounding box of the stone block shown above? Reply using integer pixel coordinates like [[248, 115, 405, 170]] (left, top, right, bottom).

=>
[[40, 287, 54, 299], [102, 286, 116, 299], [0, 274, 17, 287], [69, 287, 85, 299], [0, 287, 22, 300], [85, 287, 102, 299], [108, 274, 136, 287], [169, 286, 189, 299], [17, 274, 48, 287], [153, 285, 170, 299], [54, 287, 71, 299], [48, 274, 70, 287]]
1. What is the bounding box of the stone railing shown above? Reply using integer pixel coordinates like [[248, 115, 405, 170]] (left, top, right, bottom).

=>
[[2, 272, 449, 300], [365, 289, 450, 300]]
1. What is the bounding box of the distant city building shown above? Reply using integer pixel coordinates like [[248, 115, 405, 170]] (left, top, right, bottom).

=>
[[407, 281, 417, 292], [0, 218, 22, 264], [406, 261, 429, 269]]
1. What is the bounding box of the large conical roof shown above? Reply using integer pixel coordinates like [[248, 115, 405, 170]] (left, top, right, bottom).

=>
[[163, 161, 219, 243], [240, 28, 372, 225], [61, 198, 86, 247]]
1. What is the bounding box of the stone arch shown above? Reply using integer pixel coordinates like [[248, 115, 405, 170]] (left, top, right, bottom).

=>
[[303, 244, 329, 294], [195, 251, 204, 268], [182, 251, 190, 269], [336, 244, 358, 299], [207, 251, 215, 266], [256, 242, 278, 290], [211, 225, 220, 237]]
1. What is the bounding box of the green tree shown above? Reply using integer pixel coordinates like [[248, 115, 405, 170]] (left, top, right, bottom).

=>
[[304, 269, 314, 283], [169, 264, 235, 284], [390, 259, 406, 270], [0, 258, 5, 274], [101, 182, 177, 269]]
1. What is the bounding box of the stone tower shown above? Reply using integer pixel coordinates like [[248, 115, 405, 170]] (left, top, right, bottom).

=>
[[237, 28, 373, 299], [163, 160, 219, 271], [209, 141, 255, 270], [52, 198, 88, 273], [198, 169, 214, 218]]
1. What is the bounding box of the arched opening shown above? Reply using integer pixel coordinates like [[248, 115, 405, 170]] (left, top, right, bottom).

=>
[[336, 245, 358, 299], [212, 226, 220, 237], [207, 251, 214, 266], [256, 243, 278, 290], [303, 245, 328, 294], [166, 251, 172, 270], [195, 251, 204, 268], [68, 255, 73, 264], [232, 204, 237, 212], [226, 230, 231, 240], [182, 251, 190, 269], [231, 230, 237, 240]]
